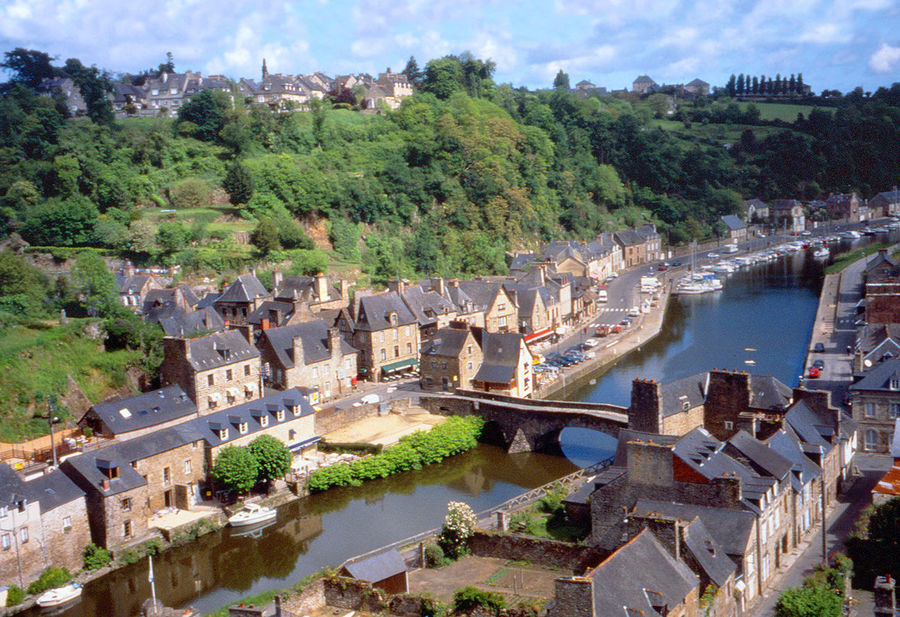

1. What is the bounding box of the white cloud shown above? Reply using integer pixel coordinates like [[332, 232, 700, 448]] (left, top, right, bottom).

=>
[[869, 42, 900, 72]]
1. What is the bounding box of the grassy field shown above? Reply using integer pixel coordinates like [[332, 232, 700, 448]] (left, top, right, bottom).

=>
[[0, 320, 142, 442], [736, 101, 832, 122], [652, 119, 786, 146]]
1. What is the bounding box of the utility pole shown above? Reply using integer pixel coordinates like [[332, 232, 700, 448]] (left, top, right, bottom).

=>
[[821, 477, 828, 565], [47, 395, 58, 468]]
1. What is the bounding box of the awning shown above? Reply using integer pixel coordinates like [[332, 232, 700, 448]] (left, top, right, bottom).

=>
[[524, 327, 553, 342], [288, 436, 322, 453], [226, 387, 240, 397], [245, 382, 256, 393], [381, 358, 418, 373], [208, 392, 222, 402]]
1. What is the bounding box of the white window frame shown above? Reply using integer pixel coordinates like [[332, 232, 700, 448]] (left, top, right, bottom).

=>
[[865, 402, 876, 418]]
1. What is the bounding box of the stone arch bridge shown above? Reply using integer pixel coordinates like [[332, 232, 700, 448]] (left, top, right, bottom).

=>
[[420, 389, 629, 453]]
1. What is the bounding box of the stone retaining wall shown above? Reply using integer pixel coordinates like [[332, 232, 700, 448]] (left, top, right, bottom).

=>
[[468, 531, 608, 574]]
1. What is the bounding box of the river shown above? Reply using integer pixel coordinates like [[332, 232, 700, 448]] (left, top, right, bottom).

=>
[[34, 241, 860, 617]]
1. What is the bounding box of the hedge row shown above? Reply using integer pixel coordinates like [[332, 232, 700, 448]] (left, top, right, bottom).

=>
[[307, 416, 484, 492]]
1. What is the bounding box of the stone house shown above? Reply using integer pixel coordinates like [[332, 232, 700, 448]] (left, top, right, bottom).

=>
[[585, 233, 624, 280], [61, 424, 204, 549], [684, 78, 710, 96], [160, 329, 262, 416], [142, 284, 200, 315], [770, 199, 806, 233], [0, 465, 90, 588], [37, 77, 87, 115], [391, 279, 458, 341], [337, 291, 420, 381], [547, 529, 699, 617], [825, 192, 861, 222], [256, 319, 358, 403], [376, 68, 414, 109], [871, 421, 900, 505], [589, 428, 790, 606], [272, 272, 350, 314], [853, 323, 900, 373], [454, 280, 517, 333], [505, 283, 558, 341], [152, 306, 225, 338], [419, 326, 482, 391], [849, 357, 900, 452], [744, 198, 770, 222], [214, 274, 269, 325], [614, 225, 663, 268], [78, 384, 198, 441], [184, 388, 318, 473], [117, 272, 164, 311], [721, 214, 747, 243], [632, 75, 658, 94], [471, 331, 534, 398], [868, 188, 900, 218], [143, 71, 193, 115]]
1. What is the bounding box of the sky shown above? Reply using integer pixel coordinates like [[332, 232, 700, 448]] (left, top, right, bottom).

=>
[[1, 0, 899, 94]]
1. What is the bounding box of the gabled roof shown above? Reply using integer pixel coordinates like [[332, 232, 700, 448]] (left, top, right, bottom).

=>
[[589, 529, 697, 617], [744, 198, 769, 209], [660, 373, 708, 417], [631, 499, 756, 556], [184, 330, 260, 372], [421, 328, 472, 358], [871, 189, 900, 204], [614, 229, 645, 246], [726, 430, 793, 481], [633, 75, 657, 85], [247, 301, 300, 328], [748, 374, 793, 409], [681, 517, 736, 587], [400, 285, 456, 326], [850, 357, 900, 391], [721, 214, 746, 231], [153, 307, 225, 337], [473, 332, 527, 384], [258, 319, 356, 369], [765, 426, 822, 492], [354, 291, 417, 331], [456, 280, 508, 311], [687, 78, 709, 87], [343, 548, 406, 582], [88, 385, 196, 435], [216, 274, 268, 304], [1, 464, 84, 512], [509, 253, 538, 272]]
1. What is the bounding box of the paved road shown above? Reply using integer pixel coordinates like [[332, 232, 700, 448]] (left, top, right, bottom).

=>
[[749, 454, 892, 617]]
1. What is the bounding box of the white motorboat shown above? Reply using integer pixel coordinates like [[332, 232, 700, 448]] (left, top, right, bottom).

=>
[[36, 583, 82, 608], [228, 503, 277, 527], [813, 247, 829, 259]]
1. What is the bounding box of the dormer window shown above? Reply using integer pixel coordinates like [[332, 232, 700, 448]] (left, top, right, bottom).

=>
[[276, 409, 285, 421], [260, 415, 269, 427], [218, 427, 229, 440], [390, 313, 398, 327], [891, 377, 900, 390], [239, 421, 248, 434]]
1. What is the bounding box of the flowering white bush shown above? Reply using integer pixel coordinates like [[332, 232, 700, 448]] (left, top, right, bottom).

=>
[[440, 501, 477, 559]]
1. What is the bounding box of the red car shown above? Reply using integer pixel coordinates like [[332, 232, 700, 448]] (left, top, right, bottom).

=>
[[807, 366, 821, 379]]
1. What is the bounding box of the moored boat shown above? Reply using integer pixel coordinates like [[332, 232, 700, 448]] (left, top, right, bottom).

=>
[[36, 583, 82, 608], [228, 503, 277, 527]]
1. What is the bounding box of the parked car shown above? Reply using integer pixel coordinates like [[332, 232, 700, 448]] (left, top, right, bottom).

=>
[[813, 342, 825, 353], [812, 359, 825, 370], [807, 366, 821, 379]]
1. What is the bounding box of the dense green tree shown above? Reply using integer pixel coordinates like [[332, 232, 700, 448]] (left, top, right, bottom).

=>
[[21, 196, 99, 246], [775, 585, 842, 617], [223, 162, 254, 205], [422, 56, 465, 99], [553, 70, 570, 91], [251, 218, 280, 254], [402, 56, 422, 87], [248, 435, 292, 483], [176, 89, 231, 141], [62, 58, 113, 124], [156, 221, 188, 253], [0, 251, 48, 315], [169, 177, 211, 209], [1, 48, 57, 90], [212, 446, 259, 494], [70, 250, 119, 317]]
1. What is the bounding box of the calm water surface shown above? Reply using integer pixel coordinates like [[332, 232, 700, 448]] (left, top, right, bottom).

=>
[[37, 246, 845, 617]]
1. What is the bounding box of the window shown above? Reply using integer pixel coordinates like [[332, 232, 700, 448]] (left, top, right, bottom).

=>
[[239, 422, 248, 435], [380, 349, 386, 361], [312, 367, 318, 378], [244, 364, 251, 376], [123, 520, 132, 538], [891, 377, 900, 390], [184, 460, 192, 474], [380, 332, 385, 343], [20, 528, 28, 543], [760, 518, 767, 544], [260, 415, 269, 427], [163, 467, 171, 486], [394, 346, 399, 358], [441, 362, 447, 370], [467, 345, 472, 356], [122, 497, 132, 511], [345, 358, 351, 370], [724, 420, 734, 431], [467, 362, 472, 370], [218, 428, 229, 440], [407, 342, 412, 354], [208, 374, 214, 386], [0, 506, 7, 518], [226, 369, 233, 381], [891, 402, 900, 418], [63, 516, 72, 530], [1, 533, 9, 549], [431, 361, 437, 369], [404, 326, 410, 337], [276, 409, 285, 422], [865, 429, 878, 451], [865, 402, 876, 418], [746, 553, 755, 576]]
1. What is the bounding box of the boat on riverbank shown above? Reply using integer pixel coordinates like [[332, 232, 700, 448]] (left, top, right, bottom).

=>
[[813, 247, 829, 259], [228, 503, 276, 527], [36, 583, 82, 608]]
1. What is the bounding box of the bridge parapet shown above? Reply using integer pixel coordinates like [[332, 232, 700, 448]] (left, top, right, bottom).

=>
[[452, 388, 627, 415]]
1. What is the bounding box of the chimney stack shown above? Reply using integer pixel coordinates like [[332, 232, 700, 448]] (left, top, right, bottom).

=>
[[273, 269, 283, 290], [315, 274, 329, 301]]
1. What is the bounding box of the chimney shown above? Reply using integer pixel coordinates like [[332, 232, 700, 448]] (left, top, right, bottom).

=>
[[231, 323, 253, 344], [629, 378, 663, 433], [712, 474, 743, 507], [328, 327, 341, 358], [537, 263, 546, 287], [626, 439, 674, 488], [431, 277, 446, 296], [273, 269, 283, 290], [163, 336, 191, 365], [552, 577, 595, 617], [101, 478, 110, 491], [339, 279, 350, 301], [315, 274, 329, 301], [292, 332, 304, 365], [875, 575, 896, 617], [388, 279, 406, 296]]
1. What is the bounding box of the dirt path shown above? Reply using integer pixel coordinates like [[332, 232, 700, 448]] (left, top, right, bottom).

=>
[[322, 409, 446, 446]]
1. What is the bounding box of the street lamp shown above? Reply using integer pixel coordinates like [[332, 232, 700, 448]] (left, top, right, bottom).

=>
[[46, 395, 59, 468]]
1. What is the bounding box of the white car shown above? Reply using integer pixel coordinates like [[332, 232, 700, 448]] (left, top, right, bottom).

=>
[[360, 394, 380, 405]]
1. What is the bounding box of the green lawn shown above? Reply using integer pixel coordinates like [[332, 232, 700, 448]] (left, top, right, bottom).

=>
[[737, 101, 831, 122], [652, 120, 786, 146]]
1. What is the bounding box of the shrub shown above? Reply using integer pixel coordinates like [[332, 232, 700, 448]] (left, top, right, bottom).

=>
[[453, 586, 507, 614], [83, 542, 112, 570], [118, 548, 141, 565], [424, 543, 446, 568], [142, 538, 163, 556], [170, 177, 212, 209], [27, 567, 71, 595], [775, 584, 842, 617], [439, 501, 477, 560], [6, 585, 25, 606]]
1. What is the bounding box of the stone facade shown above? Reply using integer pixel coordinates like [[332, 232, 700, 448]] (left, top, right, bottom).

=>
[[420, 328, 482, 392], [161, 331, 262, 416], [852, 389, 899, 452]]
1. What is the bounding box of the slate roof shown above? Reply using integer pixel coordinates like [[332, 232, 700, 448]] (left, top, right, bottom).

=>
[[274, 276, 335, 302], [247, 301, 300, 328], [771, 199, 802, 211], [258, 319, 356, 369], [589, 529, 697, 616], [25, 470, 86, 512], [687, 78, 709, 87], [744, 198, 769, 209], [721, 214, 746, 231], [726, 430, 793, 480], [614, 229, 645, 246], [142, 285, 200, 312], [88, 385, 197, 436], [354, 292, 417, 331], [184, 330, 260, 372], [152, 307, 225, 337], [858, 324, 900, 363], [400, 285, 456, 327], [748, 374, 793, 410], [660, 373, 708, 417], [473, 332, 526, 385], [421, 328, 471, 359], [118, 274, 154, 295], [633, 75, 657, 85], [216, 274, 268, 304], [456, 281, 507, 312], [850, 357, 900, 391], [872, 189, 900, 204], [631, 499, 756, 556], [509, 253, 538, 272], [765, 426, 822, 493], [343, 548, 407, 582], [681, 517, 736, 587]]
